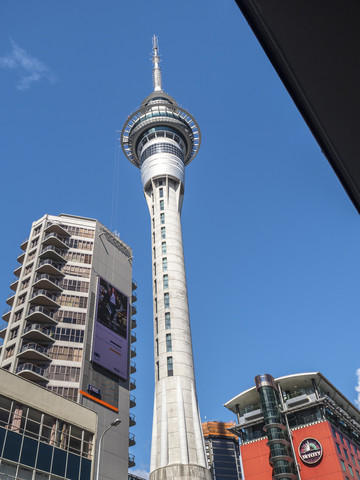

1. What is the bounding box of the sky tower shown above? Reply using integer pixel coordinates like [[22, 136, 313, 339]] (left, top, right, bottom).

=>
[[121, 37, 211, 480]]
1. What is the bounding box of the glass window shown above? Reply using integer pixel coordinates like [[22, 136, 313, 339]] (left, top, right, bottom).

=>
[[349, 465, 354, 477], [341, 459, 347, 472], [155, 298, 157, 313], [156, 339, 159, 356], [152, 218, 155, 228], [154, 280, 157, 294], [161, 227, 166, 239], [351, 454, 356, 464], [154, 263, 156, 276], [356, 470, 360, 480], [167, 357, 173, 376], [153, 246, 156, 258], [162, 257, 168, 271], [155, 317, 158, 334], [345, 450, 350, 461], [164, 292, 170, 308], [166, 334, 172, 352], [162, 242, 166, 254], [336, 443, 342, 454], [156, 361, 160, 381], [163, 275, 169, 289], [160, 200, 164, 210], [153, 232, 155, 243], [159, 180, 163, 186], [160, 213, 165, 224], [165, 312, 171, 329], [159, 188, 164, 198]]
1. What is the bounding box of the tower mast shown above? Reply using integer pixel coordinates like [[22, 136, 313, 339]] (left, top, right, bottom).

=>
[[122, 37, 210, 480]]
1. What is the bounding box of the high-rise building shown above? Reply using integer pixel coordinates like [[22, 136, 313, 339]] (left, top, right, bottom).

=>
[[202, 421, 242, 480], [121, 37, 211, 480], [0, 213, 137, 480], [225, 372, 360, 480]]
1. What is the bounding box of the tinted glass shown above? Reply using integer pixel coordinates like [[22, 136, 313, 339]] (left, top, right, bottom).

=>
[[67, 452, 81, 480], [80, 458, 91, 480], [20, 436, 38, 466], [52, 447, 67, 476], [37, 443, 53, 472], [3, 430, 22, 462]]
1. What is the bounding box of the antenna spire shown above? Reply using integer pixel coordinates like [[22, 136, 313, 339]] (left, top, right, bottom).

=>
[[152, 35, 162, 92]]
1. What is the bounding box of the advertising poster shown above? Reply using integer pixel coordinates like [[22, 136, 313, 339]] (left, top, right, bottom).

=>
[[92, 276, 129, 379]]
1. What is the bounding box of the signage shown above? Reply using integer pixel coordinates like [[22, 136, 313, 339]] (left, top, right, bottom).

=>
[[92, 276, 129, 380], [299, 438, 323, 465], [87, 384, 101, 396]]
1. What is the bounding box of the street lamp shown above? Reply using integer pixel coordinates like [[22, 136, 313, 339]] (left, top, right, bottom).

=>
[[95, 418, 121, 480]]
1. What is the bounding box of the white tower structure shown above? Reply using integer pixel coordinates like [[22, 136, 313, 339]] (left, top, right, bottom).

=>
[[121, 37, 211, 480]]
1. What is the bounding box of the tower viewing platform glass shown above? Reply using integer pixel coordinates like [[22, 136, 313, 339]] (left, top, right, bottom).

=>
[[121, 36, 211, 480]]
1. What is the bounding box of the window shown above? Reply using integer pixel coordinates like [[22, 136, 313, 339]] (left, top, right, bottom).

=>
[[14, 310, 23, 322], [349, 465, 354, 477], [336, 443, 342, 455], [34, 226, 42, 235], [21, 279, 30, 290], [58, 294, 87, 309], [155, 317, 158, 334], [153, 246, 156, 259], [346, 438, 352, 449], [163, 275, 169, 289], [160, 213, 165, 224], [17, 294, 26, 306], [155, 298, 157, 313], [66, 239, 93, 250], [154, 280, 157, 294], [356, 470, 360, 480], [159, 188, 164, 198], [351, 454, 356, 464], [167, 357, 173, 376], [53, 328, 84, 343], [156, 361, 160, 380], [165, 312, 171, 329], [155, 339, 159, 356], [5, 347, 14, 359], [153, 232, 155, 243], [340, 433, 345, 444], [164, 292, 170, 308], [345, 450, 350, 461], [154, 263, 156, 276], [159, 180, 163, 186], [25, 264, 33, 275], [160, 200, 164, 211], [56, 310, 86, 325], [162, 242, 167, 254], [162, 257, 168, 271], [31, 238, 38, 248], [152, 218, 155, 229], [341, 459, 347, 472], [152, 205, 154, 215], [166, 334, 172, 352], [161, 227, 166, 239], [10, 328, 18, 340]]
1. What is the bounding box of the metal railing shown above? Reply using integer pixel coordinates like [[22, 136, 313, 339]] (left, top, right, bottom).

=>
[[31, 289, 58, 302], [34, 274, 61, 286], [24, 323, 54, 337], [20, 343, 49, 355], [27, 306, 56, 320], [41, 246, 66, 258], [37, 259, 63, 271], [16, 363, 45, 377]]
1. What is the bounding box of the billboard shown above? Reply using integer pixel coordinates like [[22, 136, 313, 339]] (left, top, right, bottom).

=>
[[92, 276, 129, 380]]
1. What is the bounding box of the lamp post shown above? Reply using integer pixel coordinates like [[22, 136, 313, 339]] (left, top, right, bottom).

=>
[[95, 418, 121, 480]]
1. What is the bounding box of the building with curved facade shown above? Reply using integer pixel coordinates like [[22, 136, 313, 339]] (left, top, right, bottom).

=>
[[225, 372, 360, 480]]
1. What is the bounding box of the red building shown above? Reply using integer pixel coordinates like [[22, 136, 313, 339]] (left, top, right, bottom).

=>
[[225, 372, 360, 479]]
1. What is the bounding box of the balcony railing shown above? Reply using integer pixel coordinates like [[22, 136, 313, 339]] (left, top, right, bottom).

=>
[[43, 232, 69, 247], [129, 432, 136, 446], [40, 246, 66, 260], [130, 394, 136, 408], [128, 453, 135, 468], [20, 343, 49, 356], [131, 331, 137, 343], [130, 361, 136, 374], [16, 363, 46, 377], [131, 318, 137, 329], [31, 289, 59, 303], [23, 323, 54, 338], [20, 238, 29, 251], [130, 378, 136, 391], [129, 413, 136, 426], [26, 306, 58, 324], [37, 259, 64, 274], [130, 345, 136, 358]]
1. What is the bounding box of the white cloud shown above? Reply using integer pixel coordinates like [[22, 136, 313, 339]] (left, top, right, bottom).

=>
[[0, 39, 56, 90], [355, 368, 360, 407], [130, 469, 149, 480]]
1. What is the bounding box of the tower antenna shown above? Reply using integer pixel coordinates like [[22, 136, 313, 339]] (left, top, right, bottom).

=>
[[152, 34, 162, 92]]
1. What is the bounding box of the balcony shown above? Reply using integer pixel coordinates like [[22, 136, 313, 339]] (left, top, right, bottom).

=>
[[130, 378, 136, 391], [13, 264, 22, 277], [17, 252, 25, 264], [45, 222, 70, 237], [33, 274, 63, 291], [130, 394, 136, 409], [39, 246, 66, 262], [22, 323, 55, 342], [16, 363, 48, 383], [18, 343, 51, 362], [130, 345, 136, 358], [130, 361, 136, 374], [10, 278, 19, 292], [128, 453, 135, 468], [37, 259, 64, 276], [0, 327, 7, 339], [129, 432, 136, 447], [43, 232, 69, 249], [131, 318, 137, 329], [129, 413, 136, 427], [132, 291, 137, 303], [132, 279, 137, 291], [20, 238, 28, 251], [25, 306, 58, 325], [131, 331, 137, 344], [2, 308, 11, 322], [131, 304, 137, 315], [30, 290, 59, 308], [6, 293, 15, 307]]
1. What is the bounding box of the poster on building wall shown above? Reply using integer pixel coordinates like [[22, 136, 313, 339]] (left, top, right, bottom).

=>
[[92, 276, 129, 380]]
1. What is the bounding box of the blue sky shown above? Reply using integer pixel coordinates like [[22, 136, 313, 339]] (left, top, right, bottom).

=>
[[1, 1, 360, 476]]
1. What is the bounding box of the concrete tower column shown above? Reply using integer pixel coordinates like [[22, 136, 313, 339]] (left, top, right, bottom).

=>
[[122, 36, 211, 480]]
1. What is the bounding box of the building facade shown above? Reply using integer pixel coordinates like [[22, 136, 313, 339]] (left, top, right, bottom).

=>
[[0, 368, 97, 480], [0, 213, 137, 480], [121, 37, 211, 480], [202, 421, 242, 480], [225, 372, 360, 480]]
